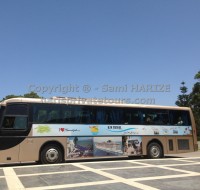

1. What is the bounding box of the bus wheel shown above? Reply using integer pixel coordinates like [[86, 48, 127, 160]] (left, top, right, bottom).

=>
[[147, 142, 163, 159], [40, 144, 63, 164]]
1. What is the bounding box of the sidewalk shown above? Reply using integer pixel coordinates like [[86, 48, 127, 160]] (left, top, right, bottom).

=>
[[166, 150, 200, 158]]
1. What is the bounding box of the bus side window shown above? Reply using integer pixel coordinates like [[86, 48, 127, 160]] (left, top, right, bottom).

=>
[[37, 110, 48, 123], [95, 107, 107, 124], [63, 110, 72, 123], [33, 104, 61, 124], [169, 110, 191, 126], [132, 114, 140, 124], [105, 112, 111, 124], [79, 106, 93, 124], [2, 116, 15, 128], [124, 113, 131, 124], [145, 115, 153, 125], [48, 110, 60, 123], [13, 117, 27, 129], [2, 116, 27, 130], [124, 109, 141, 125], [2, 104, 28, 130], [142, 109, 169, 125]]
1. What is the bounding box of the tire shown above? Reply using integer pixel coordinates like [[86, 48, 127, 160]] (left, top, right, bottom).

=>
[[40, 144, 63, 164], [147, 142, 163, 159]]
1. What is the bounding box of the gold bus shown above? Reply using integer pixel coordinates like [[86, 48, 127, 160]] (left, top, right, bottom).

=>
[[0, 97, 198, 164]]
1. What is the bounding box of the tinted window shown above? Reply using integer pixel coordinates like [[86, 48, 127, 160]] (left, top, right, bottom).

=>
[[142, 109, 169, 125], [62, 105, 94, 124], [6, 104, 28, 115], [169, 110, 191, 126], [0, 106, 5, 124], [123, 109, 141, 124], [2, 116, 27, 130], [33, 104, 61, 123], [31, 104, 191, 126], [94, 107, 124, 124]]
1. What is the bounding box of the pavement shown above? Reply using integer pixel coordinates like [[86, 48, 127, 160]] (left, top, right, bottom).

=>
[[1, 151, 200, 190], [166, 150, 200, 158]]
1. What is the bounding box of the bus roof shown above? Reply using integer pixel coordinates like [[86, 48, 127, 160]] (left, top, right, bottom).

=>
[[0, 97, 191, 110]]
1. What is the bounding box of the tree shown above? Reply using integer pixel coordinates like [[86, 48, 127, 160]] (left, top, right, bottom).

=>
[[1, 92, 41, 101], [24, 91, 40, 98], [194, 71, 200, 80], [175, 81, 190, 107], [190, 71, 200, 138], [176, 71, 200, 138], [2, 94, 22, 101]]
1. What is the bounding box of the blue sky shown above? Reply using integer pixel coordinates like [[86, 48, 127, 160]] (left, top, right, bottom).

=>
[[0, 0, 199, 105]]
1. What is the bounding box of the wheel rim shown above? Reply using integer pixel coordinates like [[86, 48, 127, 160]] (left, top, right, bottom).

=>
[[45, 148, 59, 163], [151, 146, 160, 157]]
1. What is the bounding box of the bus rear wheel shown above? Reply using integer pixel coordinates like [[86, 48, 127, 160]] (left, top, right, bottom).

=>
[[147, 142, 163, 159], [40, 144, 63, 164]]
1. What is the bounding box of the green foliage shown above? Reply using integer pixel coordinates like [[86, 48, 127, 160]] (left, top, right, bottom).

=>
[[175, 81, 190, 107], [194, 71, 200, 80], [190, 73, 200, 137], [1, 92, 41, 101], [24, 91, 40, 98], [2, 94, 22, 101], [176, 71, 200, 138]]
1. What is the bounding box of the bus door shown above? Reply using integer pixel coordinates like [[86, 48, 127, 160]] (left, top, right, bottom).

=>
[[0, 104, 29, 163]]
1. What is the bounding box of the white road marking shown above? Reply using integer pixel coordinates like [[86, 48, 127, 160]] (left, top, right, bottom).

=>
[[128, 160, 200, 174], [101, 165, 152, 171], [71, 163, 160, 190], [18, 169, 85, 177], [128, 160, 200, 167], [1, 157, 200, 190], [132, 173, 200, 182], [3, 167, 24, 190], [16, 162, 200, 177]]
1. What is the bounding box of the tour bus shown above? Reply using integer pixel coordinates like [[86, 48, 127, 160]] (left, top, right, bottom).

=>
[[0, 97, 198, 164]]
